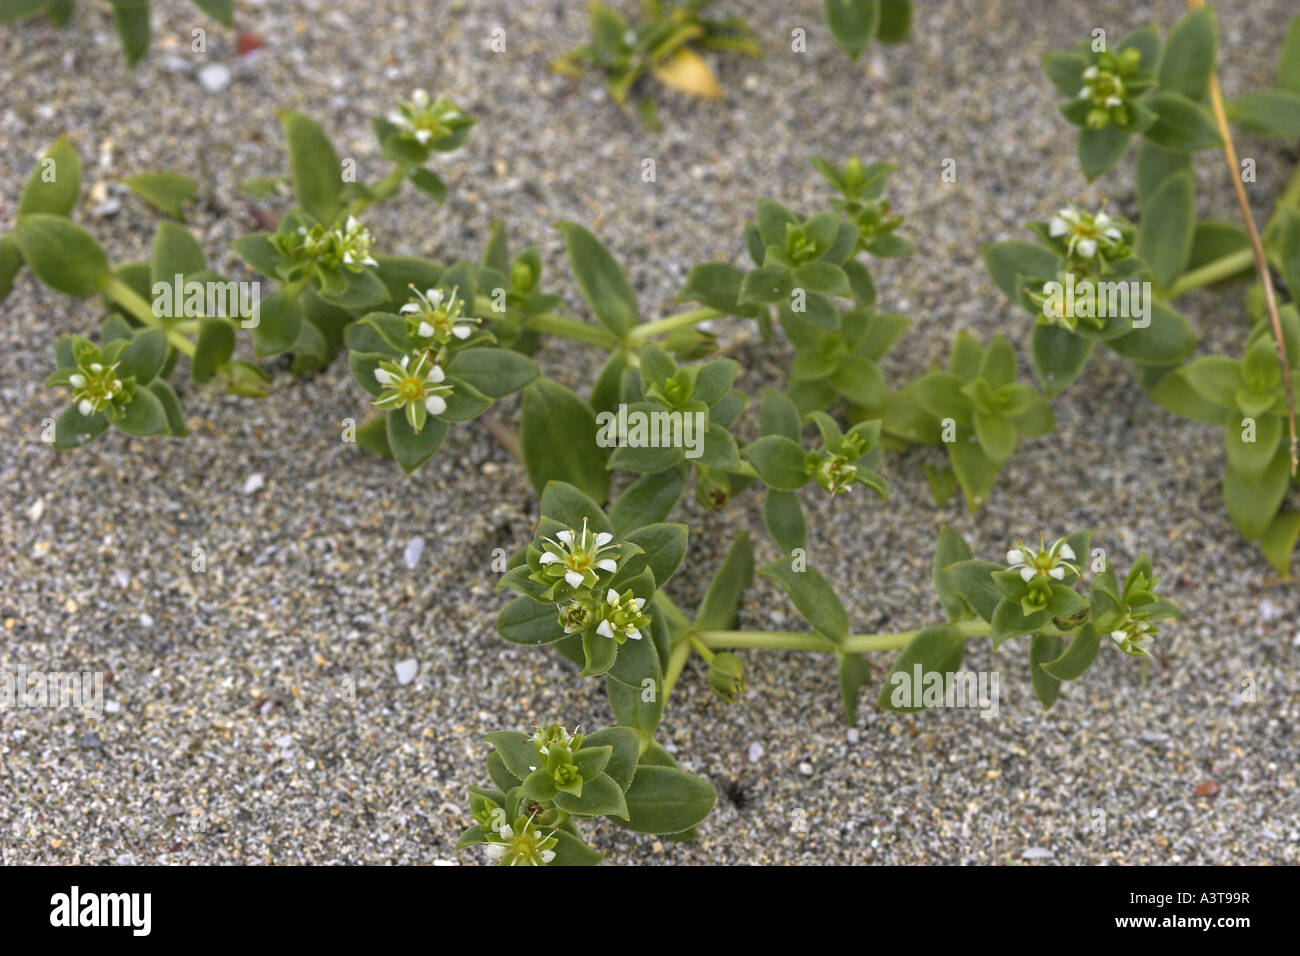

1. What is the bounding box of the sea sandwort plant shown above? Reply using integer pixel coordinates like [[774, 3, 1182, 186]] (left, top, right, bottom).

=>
[[987, 4, 1300, 573], [27, 5, 1300, 864]]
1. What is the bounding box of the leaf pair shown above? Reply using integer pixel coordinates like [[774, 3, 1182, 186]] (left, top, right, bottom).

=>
[[888, 333, 1052, 511]]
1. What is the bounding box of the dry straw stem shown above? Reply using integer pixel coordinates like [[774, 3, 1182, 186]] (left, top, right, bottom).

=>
[[1188, 0, 1299, 475]]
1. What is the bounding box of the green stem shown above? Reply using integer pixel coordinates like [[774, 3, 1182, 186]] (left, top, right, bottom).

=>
[[103, 278, 196, 357], [279, 277, 309, 300], [1167, 247, 1253, 297], [351, 166, 408, 213], [695, 618, 994, 654], [525, 312, 621, 349], [662, 639, 692, 698], [1163, 151, 1300, 300], [626, 307, 722, 345], [1270, 155, 1300, 214], [688, 635, 715, 662], [653, 592, 693, 634]]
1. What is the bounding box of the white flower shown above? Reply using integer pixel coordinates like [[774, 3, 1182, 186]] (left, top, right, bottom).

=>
[[1006, 535, 1080, 583], [595, 588, 648, 643], [484, 843, 506, 860], [371, 351, 454, 433], [388, 89, 467, 149], [1050, 205, 1128, 262], [400, 286, 474, 344], [69, 358, 125, 416], [537, 518, 621, 593]]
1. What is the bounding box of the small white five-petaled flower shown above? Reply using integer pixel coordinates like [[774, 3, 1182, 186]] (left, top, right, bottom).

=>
[[1006, 535, 1079, 582], [371, 352, 453, 432], [1047, 206, 1125, 261], [400, 285, 474, 344], [388, 88, 468, 146], [69, 360, 125, 416], [538, 518, 619, 590]]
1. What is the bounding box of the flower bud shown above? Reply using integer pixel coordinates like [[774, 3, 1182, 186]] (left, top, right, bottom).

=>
[[708, 652, 745, 703], [222, 360, 271, 398], [663, 326, 718, 362], [510, 258, 538, 294], [694, 468, 730, 511]]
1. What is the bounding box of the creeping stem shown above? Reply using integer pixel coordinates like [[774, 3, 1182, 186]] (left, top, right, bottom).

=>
[[1166, 247, 1253, 297], [1154, 160, 1300, 298], [102, 277, 196, 357], [695, 618, 995, 654], [624, 307, 724, 344], [520, 307, 724, 350], [350, 166, 409, 214], [524, 312, 621, 349], [652, 589, 1051, 707], [662, 639, 693, 698]]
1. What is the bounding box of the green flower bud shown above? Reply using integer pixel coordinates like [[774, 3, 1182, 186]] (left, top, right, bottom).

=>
[[557, 599, 595, 634], [510, 258, 538, 293], [695, 468, 731, 512], [1086, 107, 1111, 129], [546, 747, 584, 797], [222, 360, 271, 398], [708, 652, 745, 703], [663, 326, 718, 362]]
